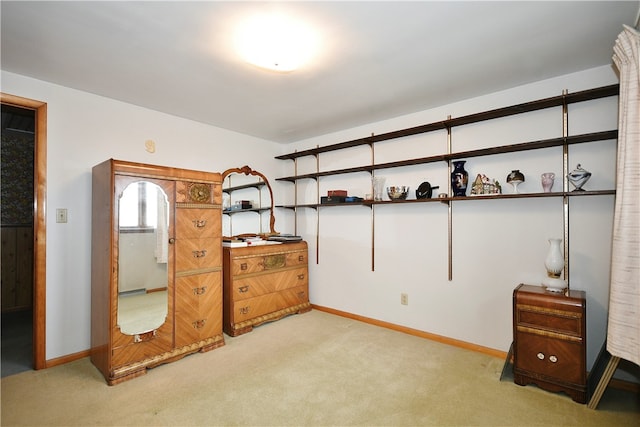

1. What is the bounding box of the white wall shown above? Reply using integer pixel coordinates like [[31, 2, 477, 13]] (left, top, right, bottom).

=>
[[276, 65, 623, 374], [1, 71, 282, 359]]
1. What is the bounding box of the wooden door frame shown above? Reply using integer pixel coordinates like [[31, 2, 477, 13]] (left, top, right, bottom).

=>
[[1, 93, 46, 370]]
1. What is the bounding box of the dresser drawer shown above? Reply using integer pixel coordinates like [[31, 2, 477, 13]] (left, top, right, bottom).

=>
[[231, 267, 308, 301], [175, 273, 222, 347], [175, 237, 222, 272], [231, 285, 308, 323], [176, 208, 220, 239], [230, 251, 307, 276], [515, 331, 584, 384]]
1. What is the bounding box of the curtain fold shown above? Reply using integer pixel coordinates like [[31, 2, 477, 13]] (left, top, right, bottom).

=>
[[607, 25, 640, 366]]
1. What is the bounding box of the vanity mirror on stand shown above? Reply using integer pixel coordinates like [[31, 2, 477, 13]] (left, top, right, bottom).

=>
[[221, 166, 311, 337], [91, 159, 225, 385]]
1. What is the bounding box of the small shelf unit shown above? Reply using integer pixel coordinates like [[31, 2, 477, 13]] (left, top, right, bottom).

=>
[[222, 180, 270, 235]]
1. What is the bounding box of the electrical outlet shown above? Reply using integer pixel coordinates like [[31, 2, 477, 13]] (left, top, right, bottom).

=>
[[56, 208, 67, 223], [401, 293, 408, 305]]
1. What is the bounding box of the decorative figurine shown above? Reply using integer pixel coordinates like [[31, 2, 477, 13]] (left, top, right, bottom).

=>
[[567, 164, 591, 191], [470, 174, 501, 196], [506, 170, 525, 194]]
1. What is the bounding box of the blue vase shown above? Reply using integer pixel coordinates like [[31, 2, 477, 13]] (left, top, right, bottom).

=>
[[451, 161, 468, 197]]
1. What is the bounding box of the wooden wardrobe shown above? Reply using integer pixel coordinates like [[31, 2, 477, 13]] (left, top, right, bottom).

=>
[[91, 159, 225, 385]]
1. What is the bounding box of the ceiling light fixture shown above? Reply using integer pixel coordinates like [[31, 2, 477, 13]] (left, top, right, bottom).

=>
[[235, 12, 318, 72]]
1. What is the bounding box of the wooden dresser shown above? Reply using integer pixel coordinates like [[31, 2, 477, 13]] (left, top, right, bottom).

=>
[[512, 283, 587, 403], [91, 159, 225, 385], [223, 241, 311, 336]]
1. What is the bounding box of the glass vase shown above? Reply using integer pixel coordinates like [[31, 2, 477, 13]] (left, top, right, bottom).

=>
[[543, 238, 566, 292]]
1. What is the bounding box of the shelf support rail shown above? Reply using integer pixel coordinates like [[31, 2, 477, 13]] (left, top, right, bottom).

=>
[[370, 136, 376, 272], [446, 116, 453, 281], [315, 148, 320, 265], [562, 89, 570, 290]]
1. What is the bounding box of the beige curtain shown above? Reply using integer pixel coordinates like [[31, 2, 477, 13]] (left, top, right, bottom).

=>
[[607, 25, 640, 366]]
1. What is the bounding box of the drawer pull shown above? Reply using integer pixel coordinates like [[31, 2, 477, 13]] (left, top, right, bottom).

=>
[[240, 263, 247, 271], [298, 291, 306, 299], [192, 319, 206, 329], [192, 250, 207, 258], [239, 307, 250, 314], [549, 355, 558, 363], [168, 238, 175, 244], [298, 255, 304, 262], [193, 286, 207, 295], [192, 219, 207, 228], [238, 285, 249, 293], [297, 274, 305, 280], [537, 352, 545, 360]]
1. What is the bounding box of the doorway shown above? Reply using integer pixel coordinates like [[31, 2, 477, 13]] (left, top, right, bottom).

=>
[[0, 93, 46, 373]]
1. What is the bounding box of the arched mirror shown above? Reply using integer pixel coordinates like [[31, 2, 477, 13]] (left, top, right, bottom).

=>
[[221, 165, 276, 238], [117, 180, 170, 335]]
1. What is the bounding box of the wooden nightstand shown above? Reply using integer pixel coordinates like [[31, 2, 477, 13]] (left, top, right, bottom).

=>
[[512, 284, 587, 403]]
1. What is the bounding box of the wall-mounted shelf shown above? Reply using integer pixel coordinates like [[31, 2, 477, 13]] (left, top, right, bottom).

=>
[[276, 130, 617, 182], [222, 181, 267, 193], [276, 190, 616, 210], [275, 84, 619, 278]]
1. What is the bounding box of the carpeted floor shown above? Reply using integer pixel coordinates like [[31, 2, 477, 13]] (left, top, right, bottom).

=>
[[1, 310, 638, 426]]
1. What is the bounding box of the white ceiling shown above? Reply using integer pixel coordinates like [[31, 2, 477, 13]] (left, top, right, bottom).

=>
[[2, 1, 638, 143]]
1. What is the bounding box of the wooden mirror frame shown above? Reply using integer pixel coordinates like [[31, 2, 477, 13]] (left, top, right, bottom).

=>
[[222, 165, 276, 236]]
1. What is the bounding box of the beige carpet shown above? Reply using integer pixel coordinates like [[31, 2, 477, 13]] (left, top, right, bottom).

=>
[[1, 310, 638, 426]]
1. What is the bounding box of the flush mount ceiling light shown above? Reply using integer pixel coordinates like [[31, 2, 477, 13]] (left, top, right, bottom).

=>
[[234, 12, 318, 72]]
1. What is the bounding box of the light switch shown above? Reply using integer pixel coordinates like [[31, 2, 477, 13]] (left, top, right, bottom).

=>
[[56, 208, 68, 223]]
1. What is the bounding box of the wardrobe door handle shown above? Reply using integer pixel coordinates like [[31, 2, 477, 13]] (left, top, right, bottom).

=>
[[168, 238, 175, 244]]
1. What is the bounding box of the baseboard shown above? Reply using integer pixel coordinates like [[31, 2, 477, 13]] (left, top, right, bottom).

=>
[[311, 304, 640, 395], [311, 304, 507, 359], [46, 349, 90, 368]]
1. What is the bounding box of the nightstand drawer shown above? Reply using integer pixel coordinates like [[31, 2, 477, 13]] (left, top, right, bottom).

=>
[[516, 304, 583, 339]]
